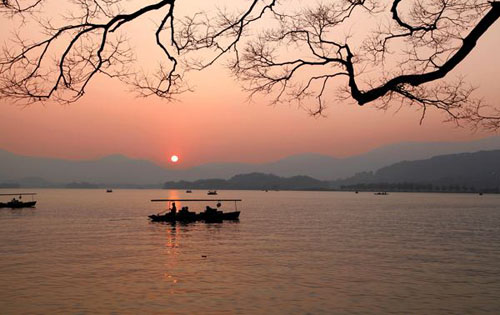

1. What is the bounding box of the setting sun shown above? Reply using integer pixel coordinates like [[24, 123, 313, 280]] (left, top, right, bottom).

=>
[[170, 155, 179, 163]]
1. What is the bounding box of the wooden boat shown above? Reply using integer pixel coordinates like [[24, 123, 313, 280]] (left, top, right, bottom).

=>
[[0, 200, 37, 208], [0, 193, 37, 208], [207, 190, 217, 195], [149, 199, 242, 223]]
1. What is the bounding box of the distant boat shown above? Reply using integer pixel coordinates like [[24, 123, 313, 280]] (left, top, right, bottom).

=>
[[106, 189, 113, 193], [374, 192, 388, 195], [0, 193, 37, 208], [207, 190, 217, 195], [186, 190, 192, 193]]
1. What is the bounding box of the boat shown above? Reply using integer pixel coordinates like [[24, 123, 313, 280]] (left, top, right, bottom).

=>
[[374, 192, 388, 195], [207, 190, 217, 195], [148, 198, 241, 223], [0, 193, 37, 208], [186, 190, 192, 193], [0, 200, 37, 208], [106, 189, 113, 193]]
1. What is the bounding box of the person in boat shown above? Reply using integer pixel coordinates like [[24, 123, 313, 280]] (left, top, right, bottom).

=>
[[205, 205, 217, 213], [170, 202, 177, 215]]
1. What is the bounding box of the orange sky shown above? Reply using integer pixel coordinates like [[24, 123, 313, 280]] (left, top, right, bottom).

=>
[[0, 1, 499, 168]]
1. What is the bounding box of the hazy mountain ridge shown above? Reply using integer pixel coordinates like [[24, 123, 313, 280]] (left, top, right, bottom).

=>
[[0, 149, 169, 185], [1, 136, 500, 186], [333, 150, 500, 190], [192, 136, 500, 179]]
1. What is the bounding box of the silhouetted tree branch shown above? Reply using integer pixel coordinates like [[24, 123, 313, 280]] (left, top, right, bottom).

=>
[[1, 0, 499, 129]]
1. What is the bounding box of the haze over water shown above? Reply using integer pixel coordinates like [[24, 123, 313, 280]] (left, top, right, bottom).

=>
[[1, 189, 500, 313]]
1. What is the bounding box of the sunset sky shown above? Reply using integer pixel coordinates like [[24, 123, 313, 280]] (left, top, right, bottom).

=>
[[1, 1, 499, 168]]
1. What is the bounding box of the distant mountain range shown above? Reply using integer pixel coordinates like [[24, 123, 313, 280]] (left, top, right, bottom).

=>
[[333, 150, 500, 191], [164, 150, 500, 192], [1, 136, 500, 187]]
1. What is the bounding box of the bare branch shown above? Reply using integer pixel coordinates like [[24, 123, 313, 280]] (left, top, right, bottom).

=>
[[1, 0, 499, 129]]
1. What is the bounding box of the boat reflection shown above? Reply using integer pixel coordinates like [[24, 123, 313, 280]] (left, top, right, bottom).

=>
[[151, 212, 240, 293]]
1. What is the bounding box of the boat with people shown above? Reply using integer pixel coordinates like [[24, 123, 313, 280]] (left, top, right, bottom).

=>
[[374, 192, 388, 195], [207, 190, 218, 195], [148, 198, 241, 223], [0, 193, 37, 208]]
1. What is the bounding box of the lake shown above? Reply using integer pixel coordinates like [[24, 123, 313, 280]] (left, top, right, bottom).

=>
[[1, 189, 499, 313]]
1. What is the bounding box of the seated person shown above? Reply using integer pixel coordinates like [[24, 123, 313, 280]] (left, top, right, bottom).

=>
[[205, 205, 217, 212]]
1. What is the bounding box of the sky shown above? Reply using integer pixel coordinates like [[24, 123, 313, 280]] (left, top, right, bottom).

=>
[[0, 1, 499, 168]]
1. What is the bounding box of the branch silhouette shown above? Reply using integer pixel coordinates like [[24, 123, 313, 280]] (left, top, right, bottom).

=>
[[1, 0, 499, 129]]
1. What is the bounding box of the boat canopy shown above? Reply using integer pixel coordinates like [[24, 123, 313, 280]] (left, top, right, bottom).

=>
[[151, 199, 242, 202]]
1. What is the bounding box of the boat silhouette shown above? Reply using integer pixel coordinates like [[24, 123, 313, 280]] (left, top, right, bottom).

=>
[[148, 198, 241, 223], [0, 193, 37, 208]]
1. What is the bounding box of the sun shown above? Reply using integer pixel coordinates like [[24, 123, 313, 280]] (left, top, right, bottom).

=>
[[170, 155, 179, 163]]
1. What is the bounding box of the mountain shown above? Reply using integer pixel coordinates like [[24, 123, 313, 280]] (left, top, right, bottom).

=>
[[183, 136, 500, 180], [334, 150, 500, 191], [1, 136, 500, 185]]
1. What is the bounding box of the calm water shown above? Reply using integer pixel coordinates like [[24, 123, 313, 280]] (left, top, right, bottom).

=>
[[0, 189, 499, 314]]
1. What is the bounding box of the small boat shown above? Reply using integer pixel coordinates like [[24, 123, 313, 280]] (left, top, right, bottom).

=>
[[106, 189, 113, 193], [0, 193, 37, 208], [374, 192, 388, 195], [148, 198, 242, 223], [207, 190, 217, 195], [0, 200, 37, 208], [186, 190, 192, 193]]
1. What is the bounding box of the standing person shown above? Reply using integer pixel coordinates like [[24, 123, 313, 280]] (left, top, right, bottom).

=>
[[170, 202, 177, 215]]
